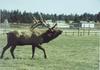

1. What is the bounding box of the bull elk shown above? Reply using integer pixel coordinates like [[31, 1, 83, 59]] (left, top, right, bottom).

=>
[[0, 17, 62, 59]]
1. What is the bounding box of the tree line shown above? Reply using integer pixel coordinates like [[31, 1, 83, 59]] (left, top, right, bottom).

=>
[[0, 9, 100, 23]]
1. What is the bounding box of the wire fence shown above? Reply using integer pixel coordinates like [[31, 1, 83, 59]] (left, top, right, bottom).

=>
[[63, 31, 99, 36]]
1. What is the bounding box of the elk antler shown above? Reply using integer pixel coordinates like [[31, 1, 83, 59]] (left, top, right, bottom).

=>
[[33, 17, 39, 23], [30, 17, 41, 30], [51, 23, 57, 29], [31, 13, 57, 30], [39, 13, 49, 28], [39, 13, 57, 29]]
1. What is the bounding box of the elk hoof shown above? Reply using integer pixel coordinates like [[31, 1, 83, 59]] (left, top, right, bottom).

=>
[[0, 56, 3, 59], [31, 57, 35, 60], [12, 57, 15, 59], [44, 56, 47, 59]]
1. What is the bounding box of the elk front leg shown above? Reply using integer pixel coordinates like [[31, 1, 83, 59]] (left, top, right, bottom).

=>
[[37, 45, 47, 59], [32, 45, 35, 59], [10, 45, 16, 59]]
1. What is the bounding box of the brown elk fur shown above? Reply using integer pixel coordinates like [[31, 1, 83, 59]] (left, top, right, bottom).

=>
[[0, 26, 62, 59]]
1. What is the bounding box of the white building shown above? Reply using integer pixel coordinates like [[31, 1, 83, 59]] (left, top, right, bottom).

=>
[[47, 20, 70, 29], [80, 21, 95, 28], [56, 23, 70, 28]]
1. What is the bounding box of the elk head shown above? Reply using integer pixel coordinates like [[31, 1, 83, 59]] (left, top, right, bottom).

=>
[[41, 23, 62, 43], [31, 15, 62, 43]]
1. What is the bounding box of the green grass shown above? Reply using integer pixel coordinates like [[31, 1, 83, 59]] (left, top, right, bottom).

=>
[[0, 32, 99, 70]]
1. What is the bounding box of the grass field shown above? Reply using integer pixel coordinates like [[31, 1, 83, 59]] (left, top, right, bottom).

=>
[[0, 29, 99, 70]]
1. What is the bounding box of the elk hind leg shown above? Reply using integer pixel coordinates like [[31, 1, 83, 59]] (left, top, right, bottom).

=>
[[0, 44, 10, 59]]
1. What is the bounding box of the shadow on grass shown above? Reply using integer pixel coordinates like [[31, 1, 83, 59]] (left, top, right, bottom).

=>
[[4, 57, 10, 60]]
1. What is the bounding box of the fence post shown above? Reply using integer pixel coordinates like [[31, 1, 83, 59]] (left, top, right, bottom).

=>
[[78, 28, 80, 36], [83, 29, 85, 36], [95, 32, 97, 36], [73, 32, 74, 36], [80, 32, 82, 36], [65, 32, 67, 36], [0, 10, 1, 23]]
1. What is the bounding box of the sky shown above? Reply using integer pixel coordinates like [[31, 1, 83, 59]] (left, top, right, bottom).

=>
[[0, 0, 100, 15]]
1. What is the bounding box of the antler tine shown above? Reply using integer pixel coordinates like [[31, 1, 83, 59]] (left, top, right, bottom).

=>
[[51, 23, 57, 29], [39, 13, 50, 28], [39, 13, 58, 30], [33, 17, 38, 23], [30, 16, 41, 30], [39, 13, 57, 30]]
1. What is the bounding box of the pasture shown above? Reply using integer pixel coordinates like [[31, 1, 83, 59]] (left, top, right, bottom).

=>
[[0, 26, 99, 70]]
